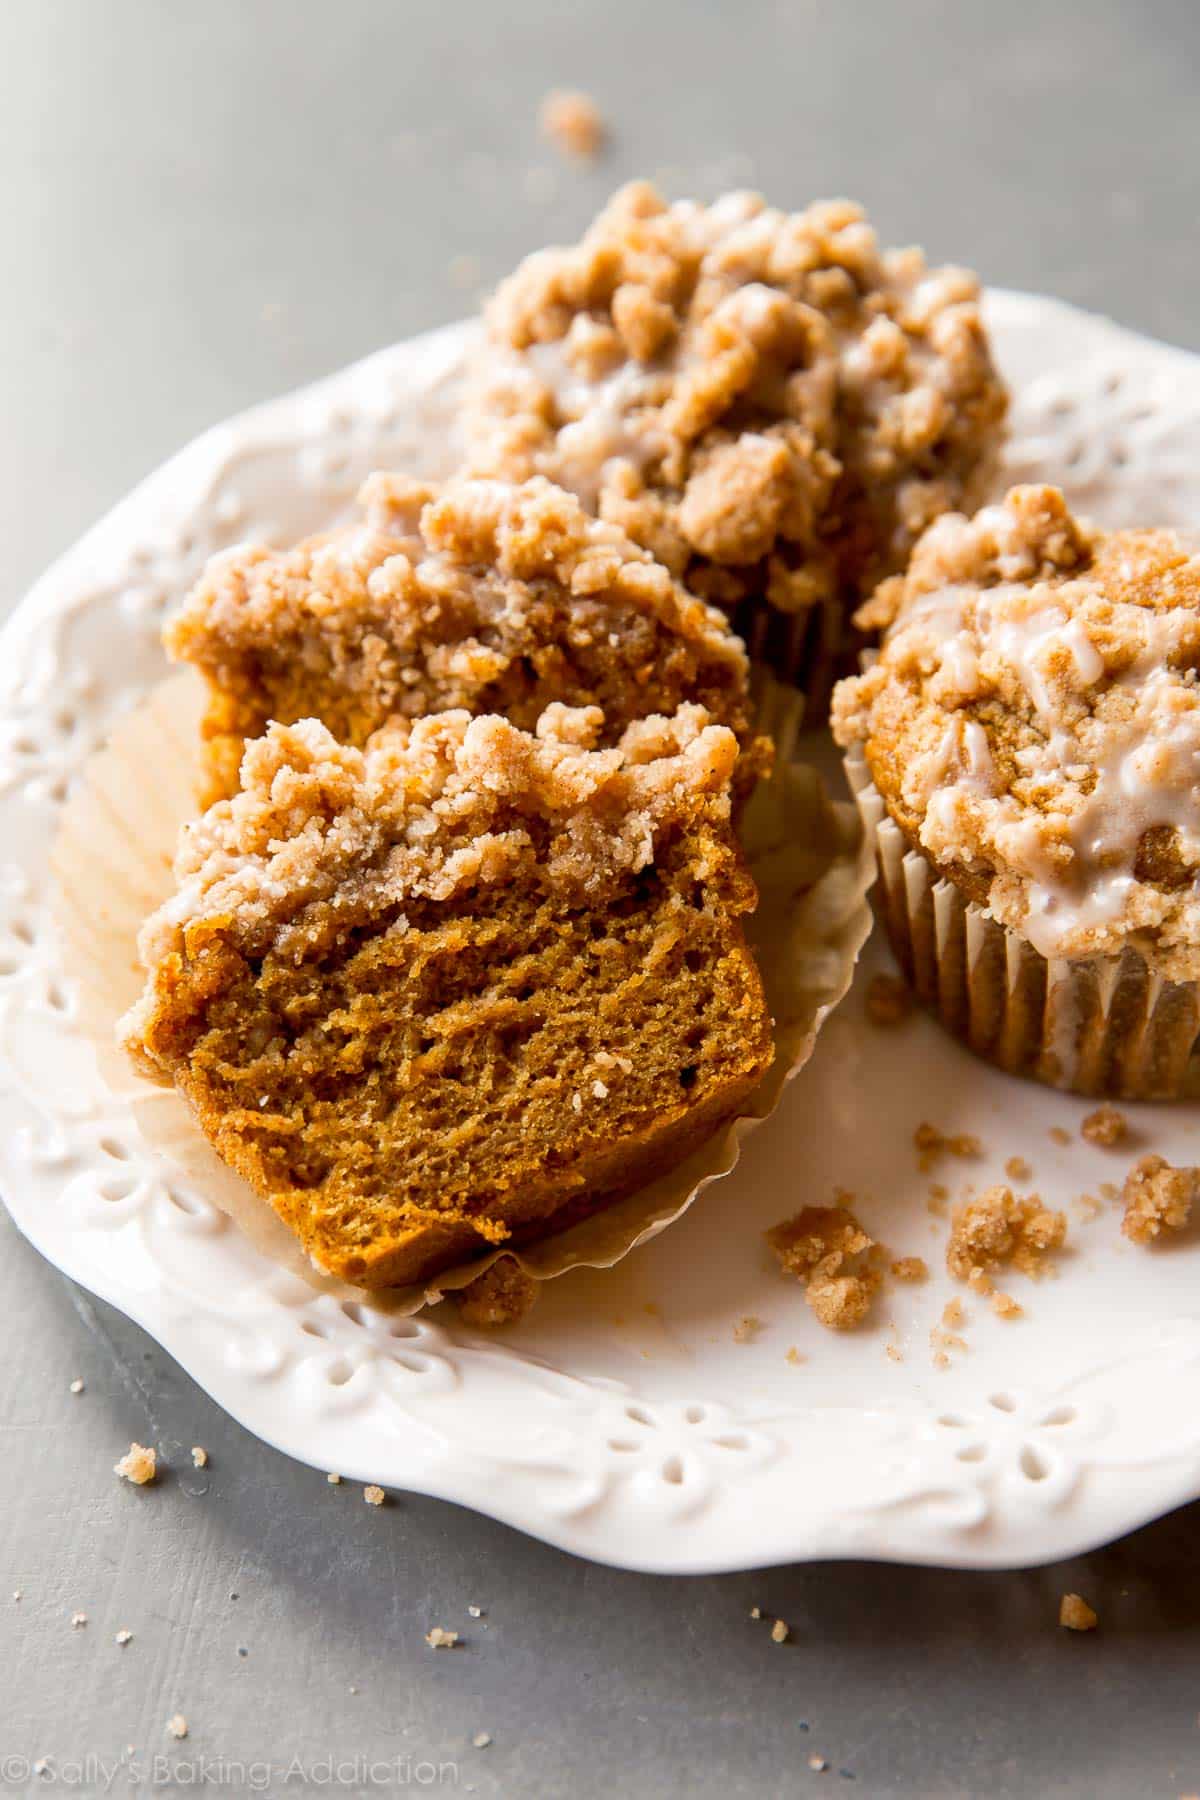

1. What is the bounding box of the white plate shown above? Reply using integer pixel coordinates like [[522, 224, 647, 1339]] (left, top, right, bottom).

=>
[[4, 295, 1200, 1573]]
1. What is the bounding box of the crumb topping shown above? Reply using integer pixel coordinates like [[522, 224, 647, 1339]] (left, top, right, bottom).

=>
[[425, 1627, 459, 1649], [834, 485, 1200, 976], [767, 1202, 881, 1330], [125, 703, 739, 987], [467, 181, 1006, 614], [1081, 1105, 1127, 1147], [455, 1256, 539, 1327], [114, 1443, 157, 1486], [1121, 1154, 1197, 1244], [168, 472, 755, 803], [946, 1184, 1067, 1281]]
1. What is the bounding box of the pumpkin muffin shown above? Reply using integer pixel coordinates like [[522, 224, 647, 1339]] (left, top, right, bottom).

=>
[[465, 181, 1007, 714], [119, 702, 774, 1288], [168, 471, 760, 806], [833, 484, 1200, 1097]]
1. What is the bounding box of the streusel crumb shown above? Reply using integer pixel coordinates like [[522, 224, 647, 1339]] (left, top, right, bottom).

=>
[[770, 1618, 789, 1644], [865, 973, 912, 1027], [1121, 1154, 1197, 1245], [1005, 1157, 1032, 1183], [1059, 1593, 1098, 1632], [539, 89, 606, 159], [425, 1627, 459, 1650], [890, 1256, 928, 1282], [767, 1202, 880, 1331], [946, 1186, 1067, 1281], [1081, 1105, 1127, 1148], [169, 472, 758, 805], [114, 1443, 157, 1486], [468, 182, 1005, 622], [364, 1485, 386, 1507], [455, 1257, 539, 1328]]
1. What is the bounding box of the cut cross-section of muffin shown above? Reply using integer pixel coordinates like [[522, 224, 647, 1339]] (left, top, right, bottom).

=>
[[167, 471, 760, 805], [119, 702, 774, 1288]]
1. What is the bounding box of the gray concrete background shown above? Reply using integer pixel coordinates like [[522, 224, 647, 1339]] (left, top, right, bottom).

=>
[[2, 2, 1200, 1794]]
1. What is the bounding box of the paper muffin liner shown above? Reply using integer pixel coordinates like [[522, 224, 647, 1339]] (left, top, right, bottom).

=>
[[845, 751, 1200, 1101], [728, 591, 862, 731], [52, 672, 874, 1314]]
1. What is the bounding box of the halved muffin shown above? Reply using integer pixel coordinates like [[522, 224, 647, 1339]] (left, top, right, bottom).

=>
[[119, 702, 774, 1287], [168, 471, 760, 805]]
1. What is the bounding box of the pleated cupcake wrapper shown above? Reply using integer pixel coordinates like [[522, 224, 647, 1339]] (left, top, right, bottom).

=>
[[51, 671, 875, 1313], [729, 591, 860, 731], [845, 752, 1200, 1101]]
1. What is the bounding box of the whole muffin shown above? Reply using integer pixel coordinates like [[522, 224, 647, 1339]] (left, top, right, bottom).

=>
[[466, 181, 1007, 716], [832, 484, 1200, 1098], [168, 472, 761, 806]]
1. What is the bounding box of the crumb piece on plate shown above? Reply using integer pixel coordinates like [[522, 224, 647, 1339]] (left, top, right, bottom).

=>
[[1049, 1126, 1072, 1146], [71, 1611, 87, 1629], [733, 1315, 763, 1344], [770, 1618, 789, 1644], [1004, 1157, 1032, 1183], [363, 1485, 386, 1507], [749, 1605, 762, 1619], [468, 1605, 484, 1618], [941, 1298, 964, 1329], [1081, 1105, 1126, 1147], [784, 1346, 805, 1365], [426, 1627, 459, 1650], [808, 1754, 828, 1772], [114, 1443, 157, 1486], [966, 1266, 994, 1297], [865, 973, 911, 1027], [1121, 1154, 1197, 1244], [456, 1256, 539, 1328], [327, 1472, 342, 1485], [166, 1715, 188, 1740], [991, 1291, 1022, 1319], [946, 1186, 1066, 1281], [69, 1378, 84, 1395], [539, 88, 606, 159], [914, 1123, 980, 1172], [1059, 1593, 1098, 1631], [115, 1629, 133, 1646], [885, 1342, 903, 1363], [890, 1256, 927, 1282], [473, 1732, 492, 1749], [190, 1447, 208, 1469], [767, 1202, 881, 1331]]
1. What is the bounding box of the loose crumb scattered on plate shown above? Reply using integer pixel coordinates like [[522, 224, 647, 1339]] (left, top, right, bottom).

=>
[[808, 1754, 828, 1772], [785, 1346, 805, 1365], [425, 1627, 459, 1650], [473, 1732, 492, 1749], [166, 1715, 188, 1740], [865, 973, 911, 1027], [733, 1315, 763, 1343], [1004, 1157, 1032, 1183], [767, 1201, 882, 1331], [115, 1629, 133, 1646], [190, 1447, 208, 1469], [1059, 1593, 1098, 1631], [1049, 1126, 1072, 1146], [69, 1378, 84, 1395], [914, 1123, 981, 1173], [70, 1611, 87, 1629], [946, 1186, 1066, 1281], [363, 1485, 386, 1507], [456, 1256, 539, 1328], [538, 88, 606, 159], [770, 1618, 789, 1644], [1121, 1155, 1197, 1244], [991, 1291, 1022, 1320], [468, 1605, 485, 1619], [114, 1442, 157, 1486], [749, 1605, 762, 1619], [327, 1472, 342, 1485], [890, 1256, 928, 1282], [1081, 1105, 1127, 1148]]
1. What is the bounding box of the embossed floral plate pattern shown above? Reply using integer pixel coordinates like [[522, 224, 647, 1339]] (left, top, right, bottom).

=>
[[4, 296, 1200, 1572]]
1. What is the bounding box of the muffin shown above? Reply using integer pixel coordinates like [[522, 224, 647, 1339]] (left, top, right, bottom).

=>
[[168, 471, 761, 805], [119, 702, 774, 1288], [833, 484, 1200, 1099], [465, 180, 1007, 716]]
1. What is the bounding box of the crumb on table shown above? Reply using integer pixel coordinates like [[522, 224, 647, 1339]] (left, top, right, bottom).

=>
[[539, 88, 606, 158], [363, 1485, 386, 1507], [425, 1627, 460, 1650], [1121, 1154, 1197, 1245], [1081, 1105, 1127, 1148], [865, 973, 912, 1027], [114, 1443, 157, 1486], [166, 1715, 189, 1740], [190, 1447, 208, 1469], [1059, 1593, 1098, 1632]]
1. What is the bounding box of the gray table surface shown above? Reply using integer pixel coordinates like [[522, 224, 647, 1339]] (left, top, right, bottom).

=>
[[3, 3, 1200, 1795]]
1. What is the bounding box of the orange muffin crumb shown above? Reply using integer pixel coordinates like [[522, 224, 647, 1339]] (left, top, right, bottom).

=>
[[1121, 1154, 1197, 1245]]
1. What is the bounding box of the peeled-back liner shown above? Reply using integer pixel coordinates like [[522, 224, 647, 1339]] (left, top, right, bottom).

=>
[[845, 749, 1200, 1101], [52, 672, 875, 1313]]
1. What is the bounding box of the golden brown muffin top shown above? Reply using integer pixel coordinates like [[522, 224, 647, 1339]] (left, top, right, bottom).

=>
[[833, 485, 1200, 976], [131, 701, 740, 978], [466, 181, 1006, 610]]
